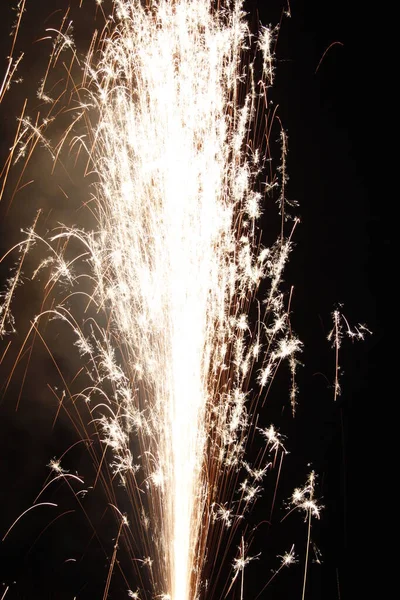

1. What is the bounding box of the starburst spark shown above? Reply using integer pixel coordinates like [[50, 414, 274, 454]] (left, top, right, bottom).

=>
[[1, 1, 304, 598]]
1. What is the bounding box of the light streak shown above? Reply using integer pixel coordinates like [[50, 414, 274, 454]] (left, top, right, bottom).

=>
[[2, 502, 58, 542], [0, 1, 311, 598]]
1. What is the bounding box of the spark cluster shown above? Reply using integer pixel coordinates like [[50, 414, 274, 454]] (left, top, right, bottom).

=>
[[1, 1, 307, 598]]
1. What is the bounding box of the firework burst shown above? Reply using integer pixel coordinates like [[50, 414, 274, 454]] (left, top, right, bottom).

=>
[[0, 1, 314, 598]]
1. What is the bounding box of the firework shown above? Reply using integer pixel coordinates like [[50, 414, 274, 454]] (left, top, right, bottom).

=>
[[0, 1, 319, 598]]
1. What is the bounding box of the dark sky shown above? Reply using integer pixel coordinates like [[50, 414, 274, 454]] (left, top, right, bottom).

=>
[[0, 1, 382, 599]]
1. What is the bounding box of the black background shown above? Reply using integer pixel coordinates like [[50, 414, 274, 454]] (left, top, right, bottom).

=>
[[0, 1, 383, 599]]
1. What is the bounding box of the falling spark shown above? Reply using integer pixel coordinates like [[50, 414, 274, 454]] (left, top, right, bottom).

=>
[[328, 307, 371, 401]]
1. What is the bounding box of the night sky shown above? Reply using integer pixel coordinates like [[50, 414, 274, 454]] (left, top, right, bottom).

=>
[[0, 1, 382, 599]]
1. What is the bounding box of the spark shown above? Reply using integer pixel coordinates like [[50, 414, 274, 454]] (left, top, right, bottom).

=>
[[290, 471, 322, 520], [287, 472, 322, 600], [258, 424, 287, 453], [48, 458, 66, 474], [226, 537, 260, 598], [254, 545, 297, 599], [328, 307, 371, 401]]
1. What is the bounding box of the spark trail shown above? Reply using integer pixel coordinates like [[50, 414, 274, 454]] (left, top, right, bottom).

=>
[[1, 1, 304, 598]]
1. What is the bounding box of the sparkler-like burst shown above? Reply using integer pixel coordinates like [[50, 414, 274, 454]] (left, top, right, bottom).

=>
[[0, 1, 319, 598]]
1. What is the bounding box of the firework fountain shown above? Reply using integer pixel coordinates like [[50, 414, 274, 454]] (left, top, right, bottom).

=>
[[0, 1, 322, 598]]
